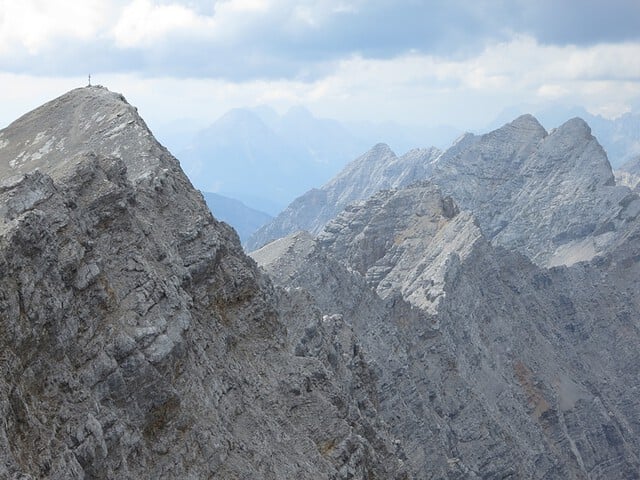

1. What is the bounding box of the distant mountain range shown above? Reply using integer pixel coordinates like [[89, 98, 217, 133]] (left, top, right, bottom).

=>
[[489, 105, 640, 168], [176, 107, 365, 214], [201, 191, 272, 244], [5, 86, 640, 479], [155, 103, 639, 241], [246, 144, 441, 250], [250, 114, 639, 268], [172, 106, 461, 214]]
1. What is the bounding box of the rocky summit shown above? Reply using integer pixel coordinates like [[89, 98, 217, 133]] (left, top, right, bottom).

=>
[[429, 115, 640, 267], [249, 114, 640, 269], [0, 87, 405, 479], [3, 87, 640, 480]]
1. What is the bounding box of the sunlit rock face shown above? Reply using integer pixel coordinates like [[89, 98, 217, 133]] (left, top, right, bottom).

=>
[[254, 178, 640, 479], [4, 87, 640, 480], [251, 114, 640, 269], [429, 115, 640, 267], [615, 155, 640, 192]]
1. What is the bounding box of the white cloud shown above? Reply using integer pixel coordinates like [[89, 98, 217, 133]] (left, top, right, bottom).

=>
[[0, 0, 111, 54], [112, 0, 215, 47], [0, 9, 638, 133], [217, 0, 271, 14], [537, 84, 570, 100], [274, 36, 640, 125], [289, 1, 357, 28], [0, 73, 84, 127]]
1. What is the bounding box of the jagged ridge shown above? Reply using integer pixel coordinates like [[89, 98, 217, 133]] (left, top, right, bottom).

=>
[[0, 87, 406, 479], [253, 181, 640, 478], [246, 144, 441, 250]]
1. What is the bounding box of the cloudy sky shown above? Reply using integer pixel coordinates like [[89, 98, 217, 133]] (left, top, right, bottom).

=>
[[1, 0, 640, 134]]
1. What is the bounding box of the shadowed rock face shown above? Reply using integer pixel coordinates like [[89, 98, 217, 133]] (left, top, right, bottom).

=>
[[253, 182, 640, 479], [6, 87, 640, 480], [0, 87, 406, 479]]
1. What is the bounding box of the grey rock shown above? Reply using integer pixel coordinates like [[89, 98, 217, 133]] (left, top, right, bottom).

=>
[[7, 86, 640, 480], [615, 155, 640, 191], [489, 105, 640, 168], [253, 181, 640, 479], [0, 87, 406, 479], [250, 114, 640, 269], [316, 181, 481, 314], [430, 115, 639, 266], [247, 144, 441, 250]]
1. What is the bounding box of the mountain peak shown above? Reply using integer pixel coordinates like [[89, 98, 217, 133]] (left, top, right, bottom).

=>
[[555, 117, 592, 138], [506, 113, 547, 136], [0, 86, 172, 182], [368, 142, 395, 156]]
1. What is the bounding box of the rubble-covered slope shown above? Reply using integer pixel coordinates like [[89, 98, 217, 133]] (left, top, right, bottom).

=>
[[0, 87, 405, 479]]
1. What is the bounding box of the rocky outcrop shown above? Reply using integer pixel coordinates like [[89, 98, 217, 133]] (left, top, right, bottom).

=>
[[5, 86, 640, 480], [615, 155, 640, 192], [246, 144, 441, 250], [250, 114, 640, 268], [0, 87, 405, 479], [430, 115, 640, 266], [252, 182, 640, 479], [316, 181, 481, 315]]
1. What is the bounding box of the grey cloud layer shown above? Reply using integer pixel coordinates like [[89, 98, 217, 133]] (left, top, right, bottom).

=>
[[3, 0, 639, 80]]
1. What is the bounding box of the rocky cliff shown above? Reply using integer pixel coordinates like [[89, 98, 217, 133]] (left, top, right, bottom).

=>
[[249, 115, 640, 269], [430, 115, 640, 266], [0, 87, 405, 479], [5, 86, 640, 480], [252, 182, 640, 478]]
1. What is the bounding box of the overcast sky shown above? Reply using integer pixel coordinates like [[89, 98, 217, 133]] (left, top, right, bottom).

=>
[[1, 0, 640, 133]]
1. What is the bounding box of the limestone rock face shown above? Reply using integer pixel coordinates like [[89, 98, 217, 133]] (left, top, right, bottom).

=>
[[430, 115, 640, 266], [0, 87, 168, 183], [246, 144, 441, 250], [615, 155, 640, 191], [6, 87, 640, 480], [250, 114, 640, 268], [316, 182, 482, 314], [0, 87, 405, 479], [253, 182, 640, 479]]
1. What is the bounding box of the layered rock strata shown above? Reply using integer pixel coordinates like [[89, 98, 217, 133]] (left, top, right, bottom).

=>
[[253, 182, 640, 478], [0, 87, 405, 479]]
